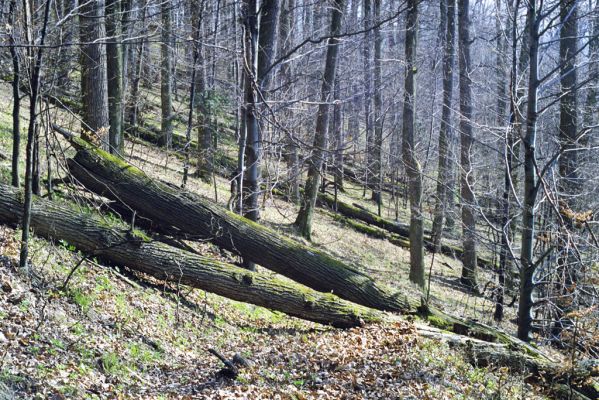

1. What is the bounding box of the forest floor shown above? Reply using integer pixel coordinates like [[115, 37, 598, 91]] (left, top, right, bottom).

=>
[[0, 83, 554, 399]]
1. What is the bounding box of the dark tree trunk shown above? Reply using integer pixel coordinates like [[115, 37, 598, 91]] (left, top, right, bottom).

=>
[[19, 0, 51, 269], [402, 0, 424, 288], [239, 0, 260, 221], [457, 0, 478, 290], [160, 0, 173, 148], [79, 0, 110, 149], [64, 136, 414, 313], [106, 0, 124, 154], [517, 0, 539, 342], [1, 184, 384, 328], [295, 0, 345, 240]]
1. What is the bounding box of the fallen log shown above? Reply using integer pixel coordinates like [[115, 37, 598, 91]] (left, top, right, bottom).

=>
[[63, 135, 416, 313], [60, 134, 599, 370], [0, 183, 385, 328], [317, 192, 497, 270]]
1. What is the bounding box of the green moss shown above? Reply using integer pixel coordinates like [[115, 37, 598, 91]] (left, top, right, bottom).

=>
[[426, 314, 454, 331]]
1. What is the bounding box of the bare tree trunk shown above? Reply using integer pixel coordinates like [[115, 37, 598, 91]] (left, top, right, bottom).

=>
[[457, 0, 478, 290], [295, 0, 345, 240], [159, 0, 173, 148], [106, 0, 124, 154], [517, 0, 539, 342], [363, 0, 373, 196], [554, 0, 579, 338], [79, 0, 110, 149], [240, 0, 260, 221], [431, 0, 456, 250], [372, 0, 383, 214], [402, 0, 424, 288], [9, 0, 20, 188], [19, 0, 51, 269]]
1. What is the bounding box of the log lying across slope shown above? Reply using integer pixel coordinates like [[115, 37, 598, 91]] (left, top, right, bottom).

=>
[[0, 184, 384, 328], [64, 137, 416, 313], [317, 192, 496, 270]]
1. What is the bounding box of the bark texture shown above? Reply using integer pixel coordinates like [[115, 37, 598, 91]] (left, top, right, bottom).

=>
[[65, 137, 414, 313], [0, 184, 383, 328]]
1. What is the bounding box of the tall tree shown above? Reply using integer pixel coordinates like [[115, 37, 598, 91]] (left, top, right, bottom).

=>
[[517, 0, 540, 341], [106, 0, 124, 154], [160, 0, 173, 148], [19, 0, 51, 269], [457, 0, 477, 290], [555, 0, 579, 336], [431, 0, 456, 250], [402, 0, 424, 288], [372, 0, 383, 214], [8, 0, 20, 188], [79, 0, 110, 149], [295, 0, 345, 240]]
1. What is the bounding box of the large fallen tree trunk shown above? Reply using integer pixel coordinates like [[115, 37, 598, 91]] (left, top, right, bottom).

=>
[[0, 183, 385, 328], [63, 135, 416, 313], [60, 136, 547, 348]]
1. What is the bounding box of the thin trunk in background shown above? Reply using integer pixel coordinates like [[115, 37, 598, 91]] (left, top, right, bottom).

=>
[[160, 0, 173, 148], [19, 0, 52, 269], [431, 0, 456, 250], [9, 0, 20, 188], [372, 0, 383, 214], [402, 0, 424, 288], [457, 0, 478, 290], [295, 0, 345, 240], [106, 0, 124, 154]]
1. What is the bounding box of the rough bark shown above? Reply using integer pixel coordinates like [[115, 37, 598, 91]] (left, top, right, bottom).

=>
[[239, 0, 260, 221], [79, 0, 110, 149], [64, 136, 414, 313], [431, 0, 455, 250], [0, 184, 384, 328], [159, 0, 173, 148], [105, 0, 124, 154], [295, 0, 345, 240], [402, 0, 425, 288], [457, 0, 478, 290]]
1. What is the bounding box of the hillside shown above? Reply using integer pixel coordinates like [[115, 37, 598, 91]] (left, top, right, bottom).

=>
[[0, 81, 570, 399]]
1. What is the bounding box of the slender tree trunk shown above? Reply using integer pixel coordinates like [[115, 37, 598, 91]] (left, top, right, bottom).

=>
[[79, 0, 110, 149], [160, 0, 173, 148], [363, 0, 373, 196], [126, 0, 147, 134], [295, 0, 346, 240], [372, 0, 383, 213], [517, 0, 539, 342], [19, 0, 51, 269], [555, 0, 579, 337], [9, 0, 20, 188], [457, 0, 478, 290], [431, 0, 456, 250], [402, 0, 424, 288], [495, 0, 515, 322], [106, 0, 124, 154], [239, 0, 260, 222]]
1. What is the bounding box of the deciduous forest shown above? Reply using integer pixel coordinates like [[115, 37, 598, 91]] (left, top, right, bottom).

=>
[[0, 0, 598, 398]]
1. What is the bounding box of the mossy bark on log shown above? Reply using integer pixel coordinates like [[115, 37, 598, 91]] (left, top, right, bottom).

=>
[[64, 136, 416, 313], [317, 192, 496, 269], [0, 183, 385, 328]]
